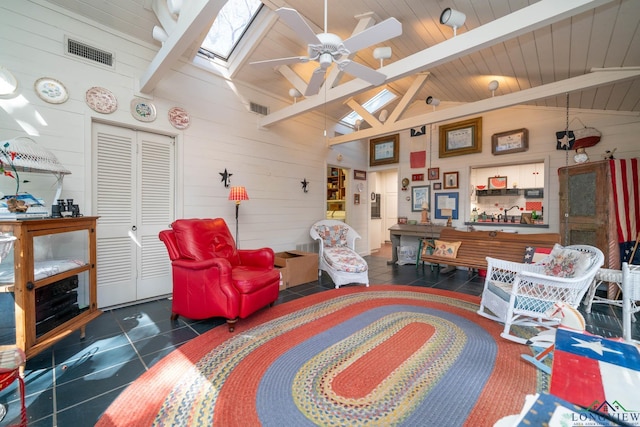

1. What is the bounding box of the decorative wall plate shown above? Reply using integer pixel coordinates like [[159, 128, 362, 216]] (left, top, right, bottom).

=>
[[0, 66, 18, 98], [130, 98, 157, 122], [168, 107, 190, 129], [85, 86, 117, 114], [34, 77, 68, 104]]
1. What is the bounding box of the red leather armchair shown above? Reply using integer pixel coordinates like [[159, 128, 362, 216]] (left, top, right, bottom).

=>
[[159, 218, 280, 331]]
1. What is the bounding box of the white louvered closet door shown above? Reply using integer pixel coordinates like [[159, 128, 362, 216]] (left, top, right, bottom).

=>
[[93, 123, 175, 308]]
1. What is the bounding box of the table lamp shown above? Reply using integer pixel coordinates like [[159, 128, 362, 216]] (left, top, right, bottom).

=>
[[421, 202, 429, 224], [228, 186, 249, 245], [440, 208, 453, 227]]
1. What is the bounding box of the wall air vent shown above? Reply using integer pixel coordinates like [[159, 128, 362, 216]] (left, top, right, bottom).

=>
[[250, 102, 269, 115], [65, 37, 114, 68]]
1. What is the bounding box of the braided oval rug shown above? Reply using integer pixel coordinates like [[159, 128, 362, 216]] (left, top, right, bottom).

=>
[[97, 285, 540, 427]]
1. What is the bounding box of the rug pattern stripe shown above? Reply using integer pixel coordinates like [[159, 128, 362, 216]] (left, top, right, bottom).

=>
[[155, 291, 476, 426], [96, 287, 539, 427]]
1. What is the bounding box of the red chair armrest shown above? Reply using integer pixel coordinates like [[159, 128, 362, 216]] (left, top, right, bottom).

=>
[[159, 230, 181, 261], [238, 248, 275, 269]]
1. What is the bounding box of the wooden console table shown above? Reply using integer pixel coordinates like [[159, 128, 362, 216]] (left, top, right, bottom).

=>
[[387, 223, 447, 264]]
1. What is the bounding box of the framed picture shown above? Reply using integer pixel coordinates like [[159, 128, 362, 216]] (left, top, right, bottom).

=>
[[354, 193, 360, 205], [354, 169, 367, 180], [370, 134, 399, 166], [520, 212, 532, 224], [412, 173, 424, 181], [488, 176, 508, 189], [433, 182, 442, 190], [491, 128, 528, 155], [411, 185, 430, 212], [439, 117, 482, 158], [434, 192, 459, 219], [427, 167, 440, 180], [443, 171, 459, 189]]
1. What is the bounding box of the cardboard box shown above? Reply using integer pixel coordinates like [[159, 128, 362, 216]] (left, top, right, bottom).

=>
[[275, 266, 289, 290], [274, 250, 319, 288]]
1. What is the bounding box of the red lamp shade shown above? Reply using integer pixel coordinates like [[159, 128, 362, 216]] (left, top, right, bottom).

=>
[[228, 186, 249, 202]]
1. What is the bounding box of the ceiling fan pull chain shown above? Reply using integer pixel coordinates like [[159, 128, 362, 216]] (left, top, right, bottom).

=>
[[563, 92, 570, 245]]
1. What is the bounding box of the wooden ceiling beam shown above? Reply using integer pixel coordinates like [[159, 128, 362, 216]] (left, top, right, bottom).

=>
[[328, 67, 640, 145], [139, 0, 225, 94], [345, 98, 381, 128], [386, 72, 430, 124], [257, 0, 614, 128]]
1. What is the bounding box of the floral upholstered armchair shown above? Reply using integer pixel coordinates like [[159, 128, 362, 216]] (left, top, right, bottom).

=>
[[310, 220, 369, 289]]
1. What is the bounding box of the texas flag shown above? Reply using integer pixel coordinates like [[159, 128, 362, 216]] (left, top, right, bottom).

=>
[[550, 328, 640, 415]]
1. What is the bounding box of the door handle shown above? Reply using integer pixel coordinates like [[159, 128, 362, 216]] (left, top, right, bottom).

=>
[[132, 225, 137, 231]]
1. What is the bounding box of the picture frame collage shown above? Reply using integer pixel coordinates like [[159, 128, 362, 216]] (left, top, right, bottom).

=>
[[380, 115, 528, 226]]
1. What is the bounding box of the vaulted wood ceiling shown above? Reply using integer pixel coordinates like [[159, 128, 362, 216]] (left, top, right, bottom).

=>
[[43, 0, 640, 142]]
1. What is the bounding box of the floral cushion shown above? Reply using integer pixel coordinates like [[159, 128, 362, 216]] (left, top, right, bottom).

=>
[[432, 240, 462, 258], [543, 244, 592, 278], [314, 225, 348, 247], [323, 247, 368, 273]]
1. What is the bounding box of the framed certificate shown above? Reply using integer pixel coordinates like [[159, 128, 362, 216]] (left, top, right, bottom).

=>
[[369, 134, 399, 166], [439, 117, 482, 158], [491, 128, 528, 155]]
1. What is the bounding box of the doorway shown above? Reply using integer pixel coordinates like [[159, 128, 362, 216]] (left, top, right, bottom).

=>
[[326, 166, 347, 222], [368, 169, 398, 251], [92, 122, 175, 308]]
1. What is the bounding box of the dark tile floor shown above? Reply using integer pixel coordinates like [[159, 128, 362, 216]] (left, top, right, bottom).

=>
[[0, 246, 634, 426]]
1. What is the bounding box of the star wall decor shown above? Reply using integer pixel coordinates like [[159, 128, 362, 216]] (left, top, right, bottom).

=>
[[555, 130, 575, 150], [301, 178, 309, 193], [410, 125, 426, 137], [219, 168, 232, 188]]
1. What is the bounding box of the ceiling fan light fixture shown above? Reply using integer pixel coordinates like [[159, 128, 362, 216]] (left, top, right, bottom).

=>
[[261, 4, 402, 96], [440, 8, 466, 36], [319, 53, 333, 69]]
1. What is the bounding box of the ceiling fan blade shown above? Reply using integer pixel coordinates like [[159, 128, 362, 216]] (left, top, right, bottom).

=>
[[276, 8, 322, 46], [339, 61, 387, 86], [304, 67, 327, 96], [250, 56, 309, 67], [342, 17, 402, 53]]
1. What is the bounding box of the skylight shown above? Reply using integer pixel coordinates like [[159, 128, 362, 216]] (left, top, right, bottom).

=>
[[341, 89, 397, 127], [200, 0, 262, 61]]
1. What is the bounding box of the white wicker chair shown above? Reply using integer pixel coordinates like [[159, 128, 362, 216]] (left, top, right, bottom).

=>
[[310, 220, 369, 289], [477, 244, 604, 343], [622, 262, 640, 342], [584, 267, 624, 315]]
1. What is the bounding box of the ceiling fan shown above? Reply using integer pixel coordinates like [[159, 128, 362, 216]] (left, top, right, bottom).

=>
[[251, 0, 402, 96]]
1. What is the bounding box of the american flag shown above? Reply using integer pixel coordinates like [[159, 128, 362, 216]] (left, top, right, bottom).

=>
[[610, 159, 639, 264]]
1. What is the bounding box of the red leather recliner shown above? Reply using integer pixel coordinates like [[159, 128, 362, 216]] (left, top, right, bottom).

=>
[[159, 218, 280, 331]]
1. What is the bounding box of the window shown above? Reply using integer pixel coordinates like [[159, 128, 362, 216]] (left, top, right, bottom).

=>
[[340, 88, 397, 127], [199, 0, 262, 61]]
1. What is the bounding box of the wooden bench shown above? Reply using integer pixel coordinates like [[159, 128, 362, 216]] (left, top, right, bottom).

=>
[[419, 228, 560, 272]]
